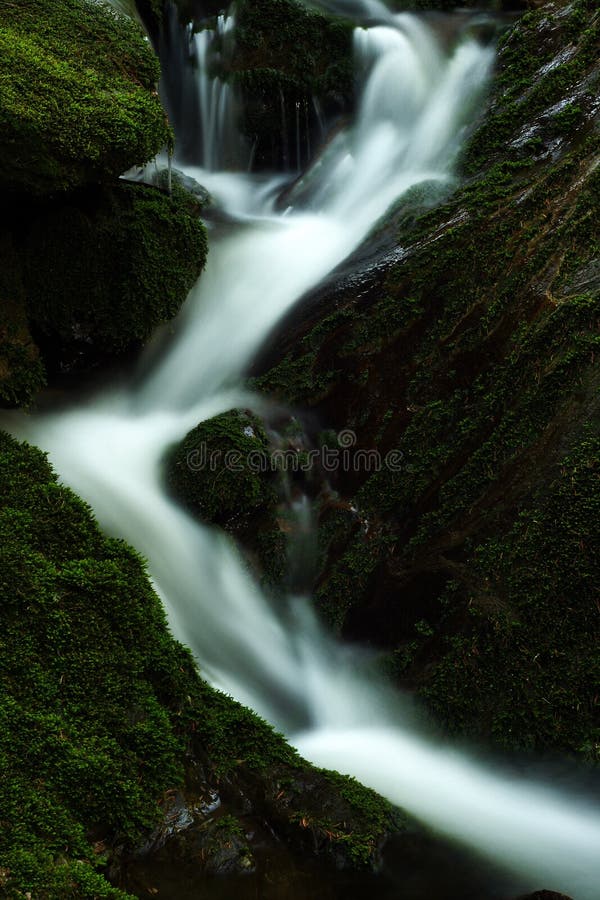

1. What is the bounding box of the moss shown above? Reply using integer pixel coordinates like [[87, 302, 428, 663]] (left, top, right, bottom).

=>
[[0, 0, 171, 196], [420, 432, 600, 757], [168, 410, 277, 524], [21, 181, 207, 360], [167, 409, 287, 586], [0, 430, 187, 897], [305, 769, 404, 867], [258, 0, 600, 754], [462, 0, 600, 175], [0, 429, 403, 895], [233, 0, 353, 93], [0, 233, 45, 408]]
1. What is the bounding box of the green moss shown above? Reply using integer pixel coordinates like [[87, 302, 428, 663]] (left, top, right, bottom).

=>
[[421, 432, 600, 757], [0, 233, 45, 408], [463, 0, 599, 175], [0, 429, 403, 894], [168, 409, 277, 525], [308, 769, 404, 866], [234, 0, 353, 92], [21, 182, 207, 357], [258, 0, 600, 754], [0, 0, 170, 195], [167, 409, 287, 586], [0, 430, 187, 897]]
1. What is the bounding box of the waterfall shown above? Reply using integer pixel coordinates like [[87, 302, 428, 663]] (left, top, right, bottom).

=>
[[160, 5, 248, 169], [8, 5, 600, 898], [192, 14, 241, 170]]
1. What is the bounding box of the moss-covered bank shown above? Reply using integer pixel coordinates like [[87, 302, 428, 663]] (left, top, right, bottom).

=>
[[23, 182, 207, 364], [0, 431, 403, 898], [258, 0, 600, 757]]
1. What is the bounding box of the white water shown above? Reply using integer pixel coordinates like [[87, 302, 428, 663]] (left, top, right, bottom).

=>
[[191, 14, 241, 171], [9, 6, 600, 897]]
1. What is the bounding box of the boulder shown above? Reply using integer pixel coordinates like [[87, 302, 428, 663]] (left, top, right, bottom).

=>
[[0, 0, 171, 196]]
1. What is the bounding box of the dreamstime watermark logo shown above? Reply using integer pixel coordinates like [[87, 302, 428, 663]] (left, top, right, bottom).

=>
[[186, 429, 404, 475]]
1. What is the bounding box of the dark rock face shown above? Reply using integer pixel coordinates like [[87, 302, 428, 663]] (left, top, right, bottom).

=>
[[22, 182, 207, 371], [258, 0, 600, 757], [229, 0, 355, 171], [0, 182, 207, 404], [0, 233, 45, 406]]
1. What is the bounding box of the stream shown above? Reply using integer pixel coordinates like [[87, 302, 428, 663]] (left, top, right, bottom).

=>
[[8, 2, 600, 897]]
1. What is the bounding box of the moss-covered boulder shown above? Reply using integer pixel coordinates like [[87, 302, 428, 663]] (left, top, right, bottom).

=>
[[0, 233, 45, 407], [22, 181, 207, 366], [0, 429, 404, 898], [168, 409, 288, 586], [258, 0, 600, 757], [0, 0, 170, 196], [0, 181, 207, 406], [168, 410, 276, 524]]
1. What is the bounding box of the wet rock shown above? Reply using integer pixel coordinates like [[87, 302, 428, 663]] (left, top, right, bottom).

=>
[[144, 811, 256, 877], [222, 0, 355, 171], [516, 892, 574, 900], [0, 233, 44, 407], [124, 163, 213, 209], [20, 181, 207, 379]]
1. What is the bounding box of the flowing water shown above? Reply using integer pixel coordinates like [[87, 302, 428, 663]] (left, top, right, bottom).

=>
[[9, 3, 600, 897]]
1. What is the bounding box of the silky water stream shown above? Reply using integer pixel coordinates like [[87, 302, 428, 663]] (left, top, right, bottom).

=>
[[8, 4, 600, 898]]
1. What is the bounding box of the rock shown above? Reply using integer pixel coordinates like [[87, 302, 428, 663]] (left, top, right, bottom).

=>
[[258, 0, 600, 758], [19, 180, 207, 378], [167, 408, 288, 587], [123, 162, 213, 209], [0, 0, 171, 196], [0, 233, 44, 407], [224, 0, 355, 170]]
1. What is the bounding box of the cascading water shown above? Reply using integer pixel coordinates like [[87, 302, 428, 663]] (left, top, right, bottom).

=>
[[8, 4, 600, 897], [159, 4, 248, 169]]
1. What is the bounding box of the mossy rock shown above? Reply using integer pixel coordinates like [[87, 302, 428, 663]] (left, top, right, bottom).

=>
[[0, 0, 171, 196], [0, 430, 404, 896], [0, 429, 190, 898], [20, 181, 207, 368], [258, 0, 600, 756], [167, 409, 287, 585], [419, 430, 600, 755], [0, 233, 45, 408], [168, 409, 277, 524]]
